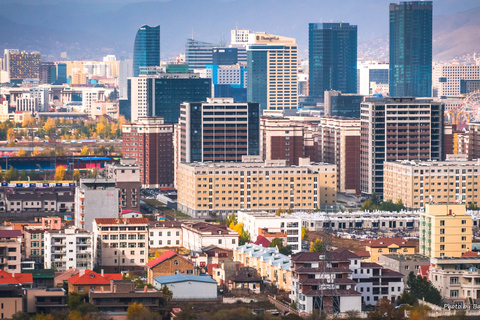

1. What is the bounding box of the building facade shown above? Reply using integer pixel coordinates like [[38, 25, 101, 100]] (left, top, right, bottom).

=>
[[181, 222, 239, 252], [9, 51, 41, 79], [133, 25, 160, 77], [360, 97, 444, 196], [324, 91, 363, 118], [357, 62, 389, 96], [389, 1, 432, 97], [433, 64, 480, 98]]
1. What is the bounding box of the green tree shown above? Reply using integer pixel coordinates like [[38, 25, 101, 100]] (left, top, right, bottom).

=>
[[239, 229, 251, 245], [161, 284, 173, 302], [289, 301, 297, 310], [11, 311, 31, 320], [309, 238, 324, 252], [407, 272, 443, 306], [4, 166, 19, 182], [67, 293, 88, 311], [396, 290, 416, 306], [270, 238, 283, 249], [20, 170, 28, 181], [371, 192, 380, 206], [96, 145, 106, 155], [467, 202, 479, 210], [225, 214, 238, 226]]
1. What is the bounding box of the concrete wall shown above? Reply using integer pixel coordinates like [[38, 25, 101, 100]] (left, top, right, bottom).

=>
[[84, 189, 119, 231], [153, 280, 217, 300]]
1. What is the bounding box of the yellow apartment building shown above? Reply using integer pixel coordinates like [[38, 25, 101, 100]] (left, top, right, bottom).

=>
[[420, 204, 472, 258], [176, 157, 337, 218], [365, 237, 416, 262], [384, 158, 480, 208]]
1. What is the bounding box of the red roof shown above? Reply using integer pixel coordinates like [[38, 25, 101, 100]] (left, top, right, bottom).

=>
[[462, 251, 480, 257], [206, 263, 221, 275], [254, 235, 271, 247], [0, 270, 33, 285], [68, 269, 122, 285], [354, 251, 371, 258], [121, 210, 142, 215], [94, 218, 149, 225], [146, 250, 195, 269], [366, 237, 415, 248], [418, 265, 430, 280]]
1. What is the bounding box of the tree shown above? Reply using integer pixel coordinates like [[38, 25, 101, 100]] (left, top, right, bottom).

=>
[[407, 304, 430, 320], [467, 202, 479, 210], [67, 293, 88, 311], [74, 169, 80, 181], [20, 170, 28, 181], [276, 208, 284, 216], [11, 311, 31, 320], [270, 238, 284, 249], [4, 166, 19, 182], [367, 298, 402, 320], [55, 166, 66, 181], [161, 284, 173, 302], [126, 302, 161, 320], [17, 148, 27, 157], [407, 272, 443, 306], [269, 237, 292, 256], [108, 146, 115, 153], [96, 145, 106, 155], [80, 146, 90, 156], [301, 226, 309, 241], [396, 290, 416, 306], [32, 146, 42, 156], [371, 192, 380, 206], [7, 128, 15, 141], [225, 214, 238, 226], [289, 301, 297, 310], [309, 238, 324, 252]]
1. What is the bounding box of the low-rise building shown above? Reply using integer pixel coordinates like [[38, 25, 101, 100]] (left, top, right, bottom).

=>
[[146, 250, 195, 285], [0, 285, 24, 319], [67, 269, 122, 294], [0, 230, 22, 272], [176, 157, 337, 218], [44, 228, 93, 272], [153, 275, 218, 301], [234, 243, 291, 291], [24, 288, 67, 314], [365, 238, 416, 263], [378, 254, 430, 281], [0, 270, 33, 287], [23, 229, 45, 268], [227, 267, 263, 294], [89, 280, 163, 312], [237, 211, 302, 252], [181, 222, 239, 252], [93, 218, 149, 273], [148, 221, 182, 248]]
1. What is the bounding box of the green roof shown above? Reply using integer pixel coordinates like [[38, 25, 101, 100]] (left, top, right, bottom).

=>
[[22, 269, 55, 279]]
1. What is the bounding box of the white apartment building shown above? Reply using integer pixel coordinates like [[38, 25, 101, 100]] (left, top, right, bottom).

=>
[[231, 30, 253, 44], [357, 62, 389, 96], [237, 211, 302, 252], [93, 218, 149, 273], [148, 221, 183, 248], [433, 64, 480, 97], [128, 77, 150, 122], [44, 228, 93, 272], [119, 60, 133, 99], [181, 222, 239, 252]]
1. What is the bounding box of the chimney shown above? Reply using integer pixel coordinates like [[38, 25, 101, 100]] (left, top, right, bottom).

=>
[[80, 269, 85, 277], [100, 286, 104, 293], [101, 269, 104, 277], [144, 285, 147, 293]]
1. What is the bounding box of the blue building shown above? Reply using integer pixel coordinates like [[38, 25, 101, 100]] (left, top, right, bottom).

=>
[[56, 63, 67, 84], [185, 39, 218, 70], [308, 23, 358, 100], [133, 25, 160, 77], [212, 47, 238, 65], [389, 1, 432, 97], [206, 64, 247, 102]]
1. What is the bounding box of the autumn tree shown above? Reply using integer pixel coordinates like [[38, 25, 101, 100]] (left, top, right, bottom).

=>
[[17, 148, 27, 157], [31, 146, 42, 156], [55, 166, 66, 181], [4, 166, 19, 182], [74, 169, 80, 181], [301, 226, 309, 241], [126, 302, 161, 320], [80, 146, 90, 156], [367, 298, 402, 320], [7, 128, 15, 141], [225, 214, 238, 226], [20, 170, 28, 181], [309, 238, 324, 252]]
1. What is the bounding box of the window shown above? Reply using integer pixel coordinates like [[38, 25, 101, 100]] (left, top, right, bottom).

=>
[[174, 260, 179, 265], [78, 287, 84, 292], [450, 277, 459, 284], [218, 239, 222, 244], [450, 290, 459, 298]]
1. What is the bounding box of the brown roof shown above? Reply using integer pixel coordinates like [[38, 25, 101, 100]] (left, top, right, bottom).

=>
[[292, 251, 352, 263], [360, 262, 382, 269], [381, 269, 405, 278], [366, 237, 415, 248], [228, 267, 262, 283], [94, 218, 150, 225], [149, 221, 182, 228], [333, 248, 360, 260], [294, 267, 353, 274], [462, 251, 480, 257], [302, 289, 361, 297], [299, 278, 357, 285], [354, 250, 371, 258], [183, 222, 236, 235]]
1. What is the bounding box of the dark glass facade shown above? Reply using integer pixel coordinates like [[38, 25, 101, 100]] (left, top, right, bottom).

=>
[[212, 48, 238, 65], [389, 1, 432, 97], [309, 23, 357, 99], [189, 103, 203, 162], [247, 50, 268, 112], [39, 62, 56, 85], [133, 25, 160, 77], [56, 63, 67, 84]]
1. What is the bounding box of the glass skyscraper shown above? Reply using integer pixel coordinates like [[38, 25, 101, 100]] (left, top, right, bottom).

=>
[[389, 1, 432, 97], [308, 23, 357, 100], [133, 25, 160, 77]]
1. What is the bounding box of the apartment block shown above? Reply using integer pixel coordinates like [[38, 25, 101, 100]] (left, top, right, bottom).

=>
[[360, 97, 444, 196], [122, 117, 174, 188], [0, 230, 22, 273], [433, 64, 480, 97], [104, 158, 140, 209], [318, 117, 361, 193], [364, 237, 416, 263], [93, 218, 149, 273], [384, 159, 480, 208], [181, 222, 239, 252], [23, 229, 45, 268], [176, 157, 337, 218], [9, 51, 41, 79], [420, 204, 472, 258], [44, 228, 93, 272], [148, 221, 182, 248], [237, 211, 302, 252], [468, 122, 480, 161]]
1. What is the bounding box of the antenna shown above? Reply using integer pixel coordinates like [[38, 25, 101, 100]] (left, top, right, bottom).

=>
[[191, 28, 194, 40]]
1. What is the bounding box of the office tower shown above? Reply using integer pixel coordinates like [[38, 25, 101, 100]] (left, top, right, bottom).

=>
[[360, 97, 444, 196], [389, 1, 433, 97], [119, 60, 133, 99], [231, 30, 253, 44], [122, 117, 174, 188], [128, 73, 211, 123], [185, 39, 219, 70], [178, 98, 259, 164], [9, 51, 41, 79], [176, 157, 336, 218], [39, 62, 56, 84], [247, 33, 298, 112], [56, 63, 67, 84], [357, 62, 389, 95], [3, 49, 19, 77], [433, 64, 480, 97], [308, 23, 357, 100], [133, 25, 160, 77], [420, 204, 471, 258], [260, 117, 304, 166], [206, 64, 247, 102], [212, 47, 238, 65], [324, 90, 364, 118], [467, 122, 480, 161], [318, 117, 361, 193]]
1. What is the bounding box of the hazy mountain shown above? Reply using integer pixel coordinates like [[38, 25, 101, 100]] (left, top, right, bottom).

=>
[[0, 0, 479, 61]]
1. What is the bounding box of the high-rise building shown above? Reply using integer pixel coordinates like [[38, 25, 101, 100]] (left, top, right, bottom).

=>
[[3, 49, 19, 77], [56, 63, 67, 84], [133, 25, 160, 77], [357, 62, 389, 95], [9, 51, 41, 79], [324, 90, 363, 118], [177, 98, 259, 164], [206, 64, 247, 102], [185, 39, 218, 70], [420, 204, 472, 258], [122, 117, 174, 188], [119, 60, 133, 99], [308, 23, 357, 100], [433, 64, 480, 97], [360, 97, 444, 196], [128, 73, 211, 123], [39, 62, 56, 85], [212, 47, 238, 65], [247, 33, 298, 112], [318, 117, 361, 193], [389, 1, 433, 97]]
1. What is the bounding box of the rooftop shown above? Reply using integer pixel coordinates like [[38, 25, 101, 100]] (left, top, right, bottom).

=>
[[365, 237, 415, 248], [94, 218, 150, 226], [153, 274, 217, 285], [146, 250, 192, 269], [68, 270, 122, 285], [380, 254, 430, 262]]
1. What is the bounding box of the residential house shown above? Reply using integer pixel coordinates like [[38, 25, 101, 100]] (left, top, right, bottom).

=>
[[227, 267, 263, 294], [148, 221, 182, 249], [378, 254, 430, 281], [67, 269, 122, 294], [24, 288, 67, 314], [146, 250, 195, 285], [182, 222, 238, 252], [0, 285, 24, 319], [365, 238, 416, 262], [0, 230, 22, 272]]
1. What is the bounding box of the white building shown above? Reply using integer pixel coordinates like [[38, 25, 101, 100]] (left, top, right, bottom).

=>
[[152, 274, 218, 300], [433, 64, 480, 97], [357, 61, 389, 96], [44, 228, 93, 272], [181, 222, 239, 252], [149, 221, 183, 248], [119, 59, 133, 99], [237, 211, 302, 252]]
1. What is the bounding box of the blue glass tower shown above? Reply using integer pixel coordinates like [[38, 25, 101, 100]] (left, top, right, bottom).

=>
[[389, 1, 432, 97], [56, 63, 67, 84], [133, 25, 160, 77], [309, 23, 357, 100]]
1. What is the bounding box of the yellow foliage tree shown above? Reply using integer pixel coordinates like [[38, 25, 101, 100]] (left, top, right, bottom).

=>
[[31, 146, 42, 156], [44, 118, 56, 134], [17, 148, 27, 157], [74, 169, 80, 181], [80, 146, 90, 156], [7, 128, 15, 141], [96, 122, 106, 137], [309, 238, 324, 252], [55, 166, 66, 181], [126, 302, 145, 320]]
